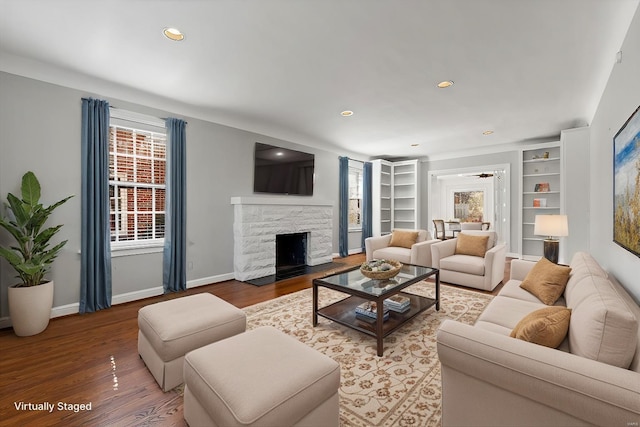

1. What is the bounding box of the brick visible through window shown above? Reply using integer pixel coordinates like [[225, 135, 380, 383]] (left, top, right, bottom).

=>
[[349, 167, 363, 227], [109, 125, 166, 243]]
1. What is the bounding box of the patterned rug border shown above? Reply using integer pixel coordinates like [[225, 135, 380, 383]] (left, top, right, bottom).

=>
[[242, 282, 493, 427]]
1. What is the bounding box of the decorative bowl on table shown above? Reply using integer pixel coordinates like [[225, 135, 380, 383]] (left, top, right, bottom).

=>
[[360, 259, 402, 280]]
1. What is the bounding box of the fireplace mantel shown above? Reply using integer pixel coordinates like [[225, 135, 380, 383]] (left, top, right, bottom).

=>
[[231, 196, 333, 207], [231, 196, 334, 281]]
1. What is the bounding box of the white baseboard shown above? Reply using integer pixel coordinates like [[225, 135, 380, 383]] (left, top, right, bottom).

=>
[[0, 317, 10, 330], [187, 273, 235, 288], [332, 249, 364, 258], [112, 287, 165, 305], [52, 302, 82, 318], [0, 272, 235, 330]]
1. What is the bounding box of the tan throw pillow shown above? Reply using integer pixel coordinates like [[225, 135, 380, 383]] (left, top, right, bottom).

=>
[[389, 230, 419, 249], [510, 307, 571, 348], [454, 233, 489, 257], [520, 258, 572, 305]]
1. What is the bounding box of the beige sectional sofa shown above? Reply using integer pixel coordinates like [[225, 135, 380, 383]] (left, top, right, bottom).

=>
[[437, 252, 640, 426]]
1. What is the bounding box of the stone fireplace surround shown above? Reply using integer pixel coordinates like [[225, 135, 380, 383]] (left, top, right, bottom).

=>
[[231, 197, 334, 281]]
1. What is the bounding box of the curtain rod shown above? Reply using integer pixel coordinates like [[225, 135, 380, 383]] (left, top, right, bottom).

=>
[[109, 106, 187, 124], [338, 156, 368, 164]]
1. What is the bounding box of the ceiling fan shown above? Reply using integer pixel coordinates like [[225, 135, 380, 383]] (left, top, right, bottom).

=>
[[473, 173, 494, 178]]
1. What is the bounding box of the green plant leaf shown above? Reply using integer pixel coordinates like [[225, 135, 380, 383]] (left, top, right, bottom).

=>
[[33, 225, 63, 249], [0, 217, 25, 245], [0, 246, 23, 267], [43, 195, 74, 214], [38, 240, 67, 265], [6, 193, 28, 227], [21, 171, 41, 207], [0, 171, 72, 287]]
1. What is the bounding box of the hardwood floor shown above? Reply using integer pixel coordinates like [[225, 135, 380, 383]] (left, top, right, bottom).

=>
[[0, 254, 510, 426]]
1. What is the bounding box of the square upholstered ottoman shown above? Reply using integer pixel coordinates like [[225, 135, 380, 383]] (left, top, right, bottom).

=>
[[184, 326, 341, 427], [138, 293, 246, 391]]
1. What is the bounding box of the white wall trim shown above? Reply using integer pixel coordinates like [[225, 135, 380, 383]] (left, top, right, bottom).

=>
[[420, 138, 559, 162], [0, 317, 11, 330], [110, 107, 165, 129], [0, 272, 235, 331], [427, 163, 511, 252], [187, 273, 235, 289], [231, 196, 334, 206]]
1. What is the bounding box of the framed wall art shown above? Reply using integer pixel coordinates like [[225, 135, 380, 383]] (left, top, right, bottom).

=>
[[613, 105, 640, 257]]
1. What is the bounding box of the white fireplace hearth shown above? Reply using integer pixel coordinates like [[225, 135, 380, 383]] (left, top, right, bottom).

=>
[[231, 196, 334, 281]]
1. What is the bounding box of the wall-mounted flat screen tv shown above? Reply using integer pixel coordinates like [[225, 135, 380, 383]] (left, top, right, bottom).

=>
[[254, 142, 314, 195]]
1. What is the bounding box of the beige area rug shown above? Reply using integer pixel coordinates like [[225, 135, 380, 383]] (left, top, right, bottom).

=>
[[243, 282, 493, 427]]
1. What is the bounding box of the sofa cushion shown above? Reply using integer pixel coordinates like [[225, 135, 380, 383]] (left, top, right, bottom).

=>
[[499, 279, 566, 306], [389, 230, 419, 249], [372, 247, 411, 264], [520, 257, 572, 305], [475, 296, 546, 332], [568, 275, 638, 369], [455, 233, 489, 257], [440, 254, 486, 276], [510, 307, 571, 348], [565, 252, 609, 306]]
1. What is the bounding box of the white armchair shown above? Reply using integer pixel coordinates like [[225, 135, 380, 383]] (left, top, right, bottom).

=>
[[430, 230, 506, 291], [365, 229, 440, 267]]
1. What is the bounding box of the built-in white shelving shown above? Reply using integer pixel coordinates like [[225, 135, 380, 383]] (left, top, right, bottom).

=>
[[519, 142, 562, 261], [372, 159, 420, 235]]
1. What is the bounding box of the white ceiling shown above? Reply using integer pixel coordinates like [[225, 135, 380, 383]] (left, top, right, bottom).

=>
[[1, 0, 638, 159]]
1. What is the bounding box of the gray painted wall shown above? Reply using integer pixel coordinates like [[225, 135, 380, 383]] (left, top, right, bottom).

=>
[[2, 2, 639, 316], [0, 72, 363, 318], [589, 5, 640, 302]]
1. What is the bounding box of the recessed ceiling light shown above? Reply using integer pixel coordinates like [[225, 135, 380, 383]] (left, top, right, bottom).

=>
[[340, 110, 354, 117], [275, 151, 284, 156], [437, 80, 454, 88], [163, 28, 185, 41], [482, 130, 494, 135]]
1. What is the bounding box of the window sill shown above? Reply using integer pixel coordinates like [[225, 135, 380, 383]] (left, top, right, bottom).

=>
[[111, 241, 164, 257]]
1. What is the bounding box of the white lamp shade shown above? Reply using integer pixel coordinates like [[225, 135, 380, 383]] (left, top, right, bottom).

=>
[[534, 215, 568, 238]]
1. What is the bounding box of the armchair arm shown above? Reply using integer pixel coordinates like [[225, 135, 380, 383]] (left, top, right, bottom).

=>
[[430, 238, 457, 268], [437, 320, 640, 426], [410, 239, 440, 267], [364, 234, 393, 261], [482, 242, 507, 289]]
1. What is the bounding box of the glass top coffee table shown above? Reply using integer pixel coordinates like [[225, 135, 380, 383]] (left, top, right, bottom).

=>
[[313, 264, 439, 356]]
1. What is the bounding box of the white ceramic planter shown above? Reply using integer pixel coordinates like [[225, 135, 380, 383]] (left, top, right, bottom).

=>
[[8, 280, 54, 337]]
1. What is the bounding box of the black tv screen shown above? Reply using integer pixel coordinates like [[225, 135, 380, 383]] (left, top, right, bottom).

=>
[[254, 142, 314, 195]]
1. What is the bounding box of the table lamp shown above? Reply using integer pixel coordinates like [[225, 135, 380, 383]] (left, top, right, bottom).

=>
[[534, 215, 568, 264]]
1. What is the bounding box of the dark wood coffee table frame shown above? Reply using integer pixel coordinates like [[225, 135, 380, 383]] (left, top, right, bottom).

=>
[[313, 264, 439, 356]]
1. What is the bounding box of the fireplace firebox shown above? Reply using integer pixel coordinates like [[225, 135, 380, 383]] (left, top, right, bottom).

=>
[[276, 232, 308, 279]]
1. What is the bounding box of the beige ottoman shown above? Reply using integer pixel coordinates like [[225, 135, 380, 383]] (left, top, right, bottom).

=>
[[138, 293, 246, 391], [184, 326, 341, 427]]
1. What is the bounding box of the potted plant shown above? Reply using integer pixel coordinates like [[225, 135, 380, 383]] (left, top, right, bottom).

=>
[[0, 171, 73, 336]]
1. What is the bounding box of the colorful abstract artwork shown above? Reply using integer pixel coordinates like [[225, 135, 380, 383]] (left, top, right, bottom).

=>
[[614, 105, 640, 257]]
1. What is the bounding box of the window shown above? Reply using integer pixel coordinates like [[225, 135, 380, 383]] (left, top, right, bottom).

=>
[[454, 191, 484, 222], [109, 121, 166, 248], [348, 166, 363, 228]]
